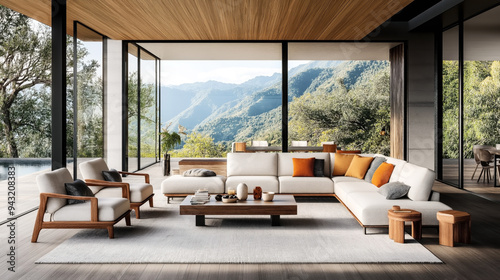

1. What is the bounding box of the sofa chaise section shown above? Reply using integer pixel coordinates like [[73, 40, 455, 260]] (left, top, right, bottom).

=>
[[161, 175, 226, 202]]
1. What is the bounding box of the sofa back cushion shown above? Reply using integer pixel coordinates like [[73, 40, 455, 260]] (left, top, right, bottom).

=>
[[399, 163, 435, 201], [384, 157, 407, 182], [227, 153, 278, 176], [278, 153, 330, 177]]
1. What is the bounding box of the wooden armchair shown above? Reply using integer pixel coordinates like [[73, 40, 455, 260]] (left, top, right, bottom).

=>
[[31, 168, 131, 243], [79, 158, 154, 218]]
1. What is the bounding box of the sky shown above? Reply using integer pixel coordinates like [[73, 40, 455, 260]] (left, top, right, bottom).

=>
[[161, 60, 311, 86]]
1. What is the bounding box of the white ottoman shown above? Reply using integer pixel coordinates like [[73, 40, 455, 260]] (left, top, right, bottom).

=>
[[161, 175, 226, 203]]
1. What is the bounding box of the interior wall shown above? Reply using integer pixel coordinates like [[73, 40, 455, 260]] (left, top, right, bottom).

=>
[[407, 32, 436, 170], [104, 40, 123, 169]]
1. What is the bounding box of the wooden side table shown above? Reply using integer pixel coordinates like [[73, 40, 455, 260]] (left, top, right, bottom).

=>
[[388, 206, 422, 243], [436, 210, 471, 247]]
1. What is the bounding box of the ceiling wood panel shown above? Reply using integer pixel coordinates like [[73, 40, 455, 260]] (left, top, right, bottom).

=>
[[0, 0, 412, 40]]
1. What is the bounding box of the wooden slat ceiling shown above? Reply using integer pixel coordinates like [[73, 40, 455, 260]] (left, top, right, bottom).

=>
[[0, 0, 413, 40]]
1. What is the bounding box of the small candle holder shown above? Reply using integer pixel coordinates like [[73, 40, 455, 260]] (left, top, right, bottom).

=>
[[253, 186, 262, 200]]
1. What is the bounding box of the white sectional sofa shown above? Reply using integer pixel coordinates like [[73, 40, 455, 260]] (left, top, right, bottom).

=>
[[161, 152, 452, 230], [225, 152, 452, 230]]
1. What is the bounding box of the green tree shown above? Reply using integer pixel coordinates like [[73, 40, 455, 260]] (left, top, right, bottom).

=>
[[160, 123, 182, 155], [172, 132, 227, 158], [0, 6, 51, 157]]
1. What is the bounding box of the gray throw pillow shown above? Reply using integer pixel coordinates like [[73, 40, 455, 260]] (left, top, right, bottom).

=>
[[65, 179, 95, 205], [378, 182, 411, 200], [365, 156, 387, 182], [102, 169, 122, 182], [183, 168, 216, 177], [314, 159, 325, 177]]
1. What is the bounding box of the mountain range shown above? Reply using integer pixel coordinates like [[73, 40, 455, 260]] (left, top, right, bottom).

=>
[[161, 60, 388, 143]]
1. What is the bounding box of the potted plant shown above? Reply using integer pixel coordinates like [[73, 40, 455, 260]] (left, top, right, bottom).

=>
[[160, 123, 183, 176]]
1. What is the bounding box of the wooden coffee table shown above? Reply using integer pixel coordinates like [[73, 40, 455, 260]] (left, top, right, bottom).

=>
[[180, 195, 297, 226]]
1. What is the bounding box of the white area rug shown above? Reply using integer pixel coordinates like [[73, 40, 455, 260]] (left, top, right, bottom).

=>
[[36, 202, 441, 264]]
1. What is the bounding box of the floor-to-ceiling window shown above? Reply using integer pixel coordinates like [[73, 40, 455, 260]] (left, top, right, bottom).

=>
[[126, 43, 160, 171], [440, 5, 500, 189], [71, 22, 105, 178], [139, 50, 158, 167], [287, 43, 392, 154], [442, 25, 460, 187], [155, 43, 282, 157], [127, 43, 139, 171]]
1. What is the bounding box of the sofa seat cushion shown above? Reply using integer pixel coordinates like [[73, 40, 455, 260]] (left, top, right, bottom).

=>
[[332, 176, 366, 184], [95, 183, 153, 203], [343, 192, 452, 226], [225, 176, 279, 193], [334, 179, 378, 205], [279, 176, 334, 194], [161, 175, 226, 194], [52, 197, 130, 222]]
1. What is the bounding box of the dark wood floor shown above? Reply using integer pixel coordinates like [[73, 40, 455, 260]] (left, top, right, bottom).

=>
[[1, 164, 500, 280]]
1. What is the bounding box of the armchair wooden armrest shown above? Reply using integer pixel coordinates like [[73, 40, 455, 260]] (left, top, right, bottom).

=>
[[85, 179, 131, 199], [117, 171, 150, 183], [39, 193, 98, 222]]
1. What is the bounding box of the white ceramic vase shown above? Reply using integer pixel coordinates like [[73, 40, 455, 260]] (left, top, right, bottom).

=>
[[236, 183, 248, 201]]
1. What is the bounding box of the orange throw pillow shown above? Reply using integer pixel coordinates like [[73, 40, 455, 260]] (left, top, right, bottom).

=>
[[292, 158, 315, 177], [371, 162, 395, 187], [332, 153, 355, 176], [345, 155, 374, 179]]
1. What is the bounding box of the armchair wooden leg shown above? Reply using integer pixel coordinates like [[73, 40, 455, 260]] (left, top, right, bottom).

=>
[[149, 197, 154, 207], [31, 224, 42, 243], [133, 206, 140, 219], [107, 226, 114, 239], [125, 213, 131, 226], [31, 209, 44, 243]]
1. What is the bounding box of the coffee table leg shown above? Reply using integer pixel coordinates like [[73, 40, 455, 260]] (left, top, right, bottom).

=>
[[271, 215, 280, 226], [196, 215, 205, 226]]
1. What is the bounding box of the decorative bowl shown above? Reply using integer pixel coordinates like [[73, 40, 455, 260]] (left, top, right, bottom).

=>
[[262, 192, 275, 202], [222, 197, 238, 203]]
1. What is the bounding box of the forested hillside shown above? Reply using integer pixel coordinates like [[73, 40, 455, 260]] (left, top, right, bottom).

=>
[[165, 60, 391, 156]]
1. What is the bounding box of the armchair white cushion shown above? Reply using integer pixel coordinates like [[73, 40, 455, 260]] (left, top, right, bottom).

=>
[[52, 197, 130, 222]]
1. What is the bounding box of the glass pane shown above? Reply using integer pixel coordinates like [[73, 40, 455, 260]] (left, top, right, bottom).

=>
[[442, 26, 460, 186], [128, 44, 139, 171], [463, 6, 500, 188], [162, 56, 282, 158], [140, 50, 157, 168], [288, 43, 390, 153], [75, 23, 104, 178], [0, 9, 52, 220]]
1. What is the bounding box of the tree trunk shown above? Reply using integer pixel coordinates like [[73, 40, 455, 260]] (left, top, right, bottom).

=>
[[1, 109, 19, 158]]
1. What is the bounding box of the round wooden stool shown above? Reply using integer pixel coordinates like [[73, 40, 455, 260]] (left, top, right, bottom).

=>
[[436, 210, 471, 247], [388, 206, 422, 243]]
